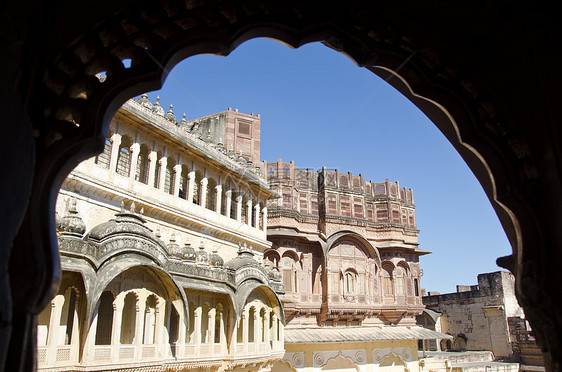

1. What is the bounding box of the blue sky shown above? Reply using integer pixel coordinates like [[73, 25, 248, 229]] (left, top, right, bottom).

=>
[[142, 38, 511, 294]]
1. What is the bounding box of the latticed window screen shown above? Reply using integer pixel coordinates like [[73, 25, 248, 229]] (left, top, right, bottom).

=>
[[95, 139, 112, 169], [116, 146, 131, 177]]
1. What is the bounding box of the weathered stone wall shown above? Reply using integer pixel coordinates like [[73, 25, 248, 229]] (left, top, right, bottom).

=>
[[423, 271, 519, 359]]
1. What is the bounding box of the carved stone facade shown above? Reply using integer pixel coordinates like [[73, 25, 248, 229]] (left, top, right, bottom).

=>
[[38, 98, 284, 371], [264, 160, 449, 371]]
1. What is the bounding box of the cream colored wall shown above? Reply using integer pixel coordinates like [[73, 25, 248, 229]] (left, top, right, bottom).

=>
[[277, 340, 421, 372]]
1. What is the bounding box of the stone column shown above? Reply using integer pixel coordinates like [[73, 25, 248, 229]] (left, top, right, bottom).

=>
[[173, 164, 182, 197], [271, 314, 278, 350], [215, 184, 222, 214], [242, 310, 248, 353], [253, 309, 259, 349], [187, 171, 195, 203], [158, 157, 168, 194], [254, 203, 260, 228], [208, 308, 216, 352], [194, 306, 201, 355], [128, 142, 140, 188], [236, 195, 243, 222], [219, 310, 227, 354], [147, 151, 157, 187], [154, 301, 165, 357], [110, 299, 123, 361], [134, 297, 146, 360], [108, 133, 122, 181], [262, 207, 268, 232], [200, 178, 208, 208], [70, 294, 81, 362], [264, 311, 270, 349], [246, 199, 253, 226], [225, 190, 232, 218], [83, 311, 99, 363], [46, 297, 63, 365], [177, 304, 186, 357]]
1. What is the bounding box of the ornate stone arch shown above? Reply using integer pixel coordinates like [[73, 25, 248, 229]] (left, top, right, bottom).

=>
[[4, 1, 561, 368], [325, 231, 381, 265], [87, 261, 189, 330]]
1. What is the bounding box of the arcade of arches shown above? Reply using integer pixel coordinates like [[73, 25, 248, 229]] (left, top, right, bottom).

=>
[[2, 0, 561, 370]]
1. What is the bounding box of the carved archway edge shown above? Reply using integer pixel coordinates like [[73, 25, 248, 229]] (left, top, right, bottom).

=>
[[27, 0, 552, 363]]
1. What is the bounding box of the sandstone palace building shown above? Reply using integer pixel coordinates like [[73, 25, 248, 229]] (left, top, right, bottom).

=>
[[265, 161, 449, 371], [39, 95, 449, 372]]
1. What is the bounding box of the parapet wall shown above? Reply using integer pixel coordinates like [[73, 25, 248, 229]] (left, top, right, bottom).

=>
[[263, 159, 417, 232]]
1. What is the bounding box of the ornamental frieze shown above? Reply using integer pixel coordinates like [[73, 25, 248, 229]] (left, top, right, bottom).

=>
[[235, 267, 269, 285]]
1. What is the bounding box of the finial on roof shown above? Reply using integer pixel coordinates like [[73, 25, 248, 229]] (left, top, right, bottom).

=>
[[136, 93, 152, 109], [58, 197, 86, 237], [120, 200, 126, 212], [130, 202, 136, 213], [152, 95, 165, 116], [140, 207, 144, 215], [165, 104, 178, 124]]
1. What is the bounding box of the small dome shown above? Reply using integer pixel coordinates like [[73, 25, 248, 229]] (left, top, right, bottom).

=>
[[152, 96, 165, 116], [209, 249, 224, 268], [270, 266, 282, 282], [58, 198, 86, 237], [224, 243, 260, 271], [136, 93, 152, 109], [196, 242, 209, 265], [182, 242, 196, 262], [165, 104, 178, 124], [167, 232, 181, 258], [85, 203, 160, 244]]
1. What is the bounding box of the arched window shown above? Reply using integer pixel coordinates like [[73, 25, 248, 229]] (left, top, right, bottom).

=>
[[251, 200, 258, 227], [395, 266, 405, 296], [179, 165, 190, 199], [201, 303, 210, 343], [60, 287, 78, 345], [135, 143, 151, 184], [214, 305, 222, 344], [344, 272, 356, 294], [248, 307, 255, 343], [206, 177, 217, 210], [241, 194, 248, 224], [187, 302, 195, 343], [193, 170, 203, 205], [281, 253, 297, 294], [168, 304, 180, 344], [95, 132, 112, 169], [164, 156, 176, 195], [115, 134, 132, 176], [236, 315, 244, 343], [37, 301, 52, 346], [143, 295, 157, 344], [220, 182, 229, 216], [383, 265, 394, 297], [230, 190, 239, 219], [120, 292, 137, 344], [153, 151, 163, 188], [96, 291, 115, 345]]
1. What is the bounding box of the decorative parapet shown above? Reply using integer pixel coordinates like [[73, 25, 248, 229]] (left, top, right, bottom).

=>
[[123, 97, 266, 187], [266, 160, 419, 233]]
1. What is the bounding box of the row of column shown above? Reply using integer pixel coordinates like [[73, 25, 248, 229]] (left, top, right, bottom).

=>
[[99, 133, 267, 230], [40, 292, 80, 365], [83, 291, 168, 363]]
